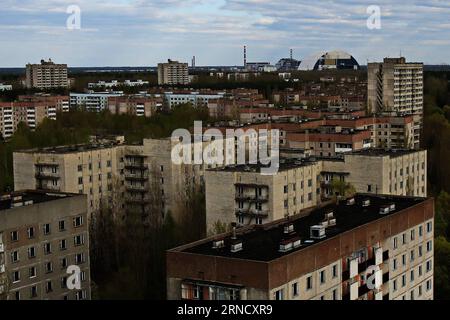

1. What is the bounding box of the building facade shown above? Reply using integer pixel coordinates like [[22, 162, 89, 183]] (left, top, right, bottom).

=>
[[157, 60, 189, 86], [70, 92, 124, 112], [25, 59, 68, 89], [167, 194, 434, 301], [368, 58, 423, 118], [0, 190, 91, 300]]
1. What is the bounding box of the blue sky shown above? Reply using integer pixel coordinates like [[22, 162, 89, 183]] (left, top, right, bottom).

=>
[[1, 0, 450, 67]]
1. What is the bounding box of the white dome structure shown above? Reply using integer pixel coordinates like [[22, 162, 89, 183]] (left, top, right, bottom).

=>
[[299, 50, 360, 71]]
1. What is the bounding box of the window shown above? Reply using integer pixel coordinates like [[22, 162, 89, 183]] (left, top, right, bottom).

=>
[[410, 270, 414, 282], [61, 257, 68, 269], [426, 280, 432, 291], [60, 239, 67, 250], [74, 234, 84, 246], [61, 277, 68, 289], [402, 254, 406, 266], [411, 229, 415, 241], [332, 264, 338, 278], [43, 223, 51, 235], [402, 274, 406, 287], [426, 222, 432, 233], [320, 270, 326, 284], [46, 281, 53, 293], [29, 266, 37, 278], [332, 289, 337, 300], [30, 286, 38, 298], [44, 242, 51, 255], [367, 185, 372, 192], [78, 177, 83, 185], [410, 250, 415, 262], [59, 220, 66, 231], [292, 283, 299, 297], [402, 233, 406, 245], [306, 276, 312, 290], [418, 285, 422, 297], [256, 217, 263, 225], [77, 165, 82, 172], [393, 237, 398, 249], [13, 271, 20, 283], [11, 230, 19, 242], [28, 246, 36, 259], [283, 185, 288, 194], [393, 258, 397, 270], [74, 216, 83, 227], [426, 260, 432, 273], [418, 265, 423, 277], [14, 291, 20, 300], [27, 227, 35, 239], [45, 262, 53, 273], [410, 290, 414, 300], [308, 179, 312, 187], [11, 251, 19, 263], [75, 253, 85, 264], [275, 289, 284, 300], [419, 226, 423, 237], [427, 240, 433, 252], [393, 279, 397, 291]]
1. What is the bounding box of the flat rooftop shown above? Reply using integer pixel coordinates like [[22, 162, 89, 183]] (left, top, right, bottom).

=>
[[16, 142, 121, 154], [178, 194, 428, 262], [346, 148, 425, 158], [0, 190, 78, 211], [208, 157, 317, 173]]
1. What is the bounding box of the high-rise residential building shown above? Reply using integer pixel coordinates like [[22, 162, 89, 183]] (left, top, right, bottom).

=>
[[167, 194, 434, 300], [13, 142, 123, 216], [25, 59, 68, 89], [107, 96, 162, 117], [205, 159, 322, 233], [0, 95, 69, 139], [0, 190, 91, 300], [204, 149, 427, 231], [13, 137, 224, 223], [367, 57, 423, 118], [157, 60, 189, 86], [70, 91, 124, 112]]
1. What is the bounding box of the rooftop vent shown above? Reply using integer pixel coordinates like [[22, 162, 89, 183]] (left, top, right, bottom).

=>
[[389, 203, 396, 211], [325, 211, 334, 219], [328, 218, 337, 226], [362, 199, 371, 207], [347, 197, 355, 205], [284, 223, 294, 234], [310, 225, 326, 239], [379, 205, 390, 215], [212, 239, 225, 249], [279, 237, 301, 253], [230, 240, 243, 253]]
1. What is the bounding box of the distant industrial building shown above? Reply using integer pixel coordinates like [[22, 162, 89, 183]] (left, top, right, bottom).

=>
[[107, 96, 162, 117], [25, 59, 68, 89], [164, 91, 226, 109], [0, 190, 91, 300], [167, 194, 434, 300], [299, 51, 360, 71], [157, 60, 189, 86], [276, 58, 301, 71]]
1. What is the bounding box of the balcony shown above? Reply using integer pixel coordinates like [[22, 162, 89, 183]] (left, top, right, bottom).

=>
[[126, 184, 149, 192], [124, 162, 148, 170], [126, 197, 151, 204], [235, 194, 268, 202], [124, 172, 149, 181], [235, 208, 269, 217], [35, 171, 60, 180]]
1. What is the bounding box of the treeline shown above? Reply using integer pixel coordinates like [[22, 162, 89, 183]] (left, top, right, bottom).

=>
[[0, 104, 210, 192], [422, 72, 450, 299]]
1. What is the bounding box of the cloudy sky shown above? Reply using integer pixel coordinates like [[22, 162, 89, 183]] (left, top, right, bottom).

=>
[[1, 0, 450, 67]]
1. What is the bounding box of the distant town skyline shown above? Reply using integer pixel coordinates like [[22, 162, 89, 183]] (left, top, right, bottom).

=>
[[1, 0, 450, 67]]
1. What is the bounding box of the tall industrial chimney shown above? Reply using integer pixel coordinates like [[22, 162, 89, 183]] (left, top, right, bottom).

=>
[[290, 49, 293, 60], [244, 45, 247, 69]]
